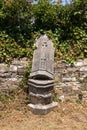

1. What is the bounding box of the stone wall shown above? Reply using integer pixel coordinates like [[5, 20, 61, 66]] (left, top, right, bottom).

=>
[[54, 59, 87, 101], [0, 58, 28, 92], [0, 58, 87, 101]]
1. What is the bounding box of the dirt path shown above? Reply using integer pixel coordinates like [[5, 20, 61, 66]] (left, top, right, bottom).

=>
[[0, 91, 87, 130]]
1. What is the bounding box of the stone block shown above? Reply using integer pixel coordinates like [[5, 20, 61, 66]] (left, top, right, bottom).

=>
[[83, 58, 87, 65], [74, 60, 84, 67], [28, 102, 58, 115], [17, 66, 25, 75], [12, 58, 28, 67], [62, 77, 77, 82], [0, 64, 9, 73], [0, 72, 11, 78], [9, 65, 17, 72], [28, 79, 54, 94], [29, 92, 52, 105], [80, 66, 87, 72]]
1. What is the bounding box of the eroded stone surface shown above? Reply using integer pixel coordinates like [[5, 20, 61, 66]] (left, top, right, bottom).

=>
[[30, 35, 54, 79]]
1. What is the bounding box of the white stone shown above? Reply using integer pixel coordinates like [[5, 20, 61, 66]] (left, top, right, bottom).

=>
[[83, 58, 87, 65], [9, 65, 17, 72], [80, 66, 87, 72], [17, 66, 24, 69], [8, 78, 18, 81], [62, 77, 77, 82], [58, 95, 65, 102], [74, 60, 83, 67], [55, 82, 66, 88]]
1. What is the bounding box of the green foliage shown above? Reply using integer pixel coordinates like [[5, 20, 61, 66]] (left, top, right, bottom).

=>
[[0, 0, 5, 19], [20, 63, 31, 92], [33, 0, 57, 30], [0, 0, 87, 63], [76, 91, 83, 103], [78, 91, 83, 101], [0, 89, 16, 103], [0, 31, 33, 63], [53, 0, 87, 62], [79, 76, 87, 83], [0, 0, 33, 47], [25, 95, 30, 104]]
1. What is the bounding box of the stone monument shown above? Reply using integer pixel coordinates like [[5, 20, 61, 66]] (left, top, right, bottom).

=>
[[28, 34, 57, 114]]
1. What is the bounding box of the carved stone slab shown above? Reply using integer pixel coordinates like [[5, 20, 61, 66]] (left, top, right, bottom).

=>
[[30, 35, 54, 79]]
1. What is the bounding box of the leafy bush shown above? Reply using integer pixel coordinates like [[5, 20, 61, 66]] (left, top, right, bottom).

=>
[[0, 31, 33, 63], [0, 0, 87, 63], [33, 0, 57, 30], [0, 0, 33, 47]]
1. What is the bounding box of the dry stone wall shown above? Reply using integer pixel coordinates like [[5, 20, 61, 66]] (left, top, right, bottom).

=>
[[0, 58, 28, 92], [0, 58, 87, 101], [54, 59, 87, 101]]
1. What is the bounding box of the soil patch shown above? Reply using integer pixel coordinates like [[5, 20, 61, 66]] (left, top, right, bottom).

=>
[[0, 89, 87, 130]]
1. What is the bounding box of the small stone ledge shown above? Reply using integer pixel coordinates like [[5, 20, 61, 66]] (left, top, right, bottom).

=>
[[28, 102, 58, 115]]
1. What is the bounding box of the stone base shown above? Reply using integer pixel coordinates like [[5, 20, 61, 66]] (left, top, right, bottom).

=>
[[28, 102, 58, 115], [28, 79, 54, 94], [29, 92, 52, 105]]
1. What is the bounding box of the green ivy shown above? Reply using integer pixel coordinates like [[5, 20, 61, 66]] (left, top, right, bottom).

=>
[[0, 0, 87, 63]]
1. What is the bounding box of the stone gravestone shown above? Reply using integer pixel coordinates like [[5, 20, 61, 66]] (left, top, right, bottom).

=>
[[28, 34, 57, 114]]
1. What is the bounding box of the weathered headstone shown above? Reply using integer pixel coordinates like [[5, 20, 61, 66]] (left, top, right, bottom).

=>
[[30, 35, 54, 79], [28, 34, 57, 114]]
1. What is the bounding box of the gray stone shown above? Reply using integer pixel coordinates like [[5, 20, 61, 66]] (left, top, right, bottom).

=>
[[30, 35, 54, 79], [8, 78, 18, 81], [0, 58, 29, 91], [28, 102, 58, 115], [0, 72, 11, 78], [74, 60, 84, 67], [58, 95, 65, 102], [80, 66, 87, 72], [54, 60, 68, 68], [17, 66, 25, 75], [28, 79, 54, 88], [81, 83, 87, 91], [28, 79, 54, 94], [62, 77, 77, 82], [9, 65, 17, 72], [29, 92, 52, 105], [0, 64, 9, 73], [54, 82, 66, 88], [28, 35, 57, 114], [80, 71, 87, 78]]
